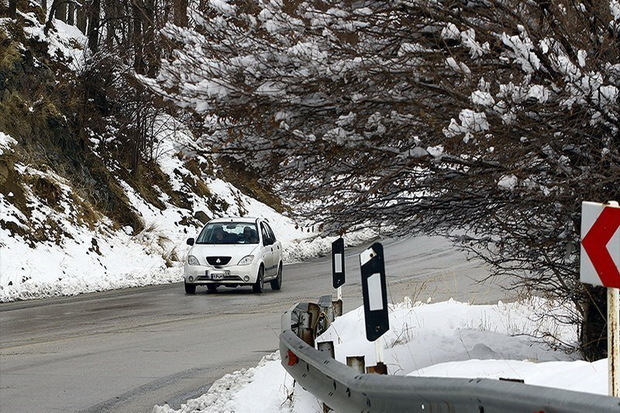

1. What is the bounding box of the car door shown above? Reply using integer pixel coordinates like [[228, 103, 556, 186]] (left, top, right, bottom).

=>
[[260, 222, 275, 276], [265, 222, 281, 274]]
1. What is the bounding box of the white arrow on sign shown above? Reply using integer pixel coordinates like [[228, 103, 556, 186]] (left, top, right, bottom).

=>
[[580, 201, 620, 288]]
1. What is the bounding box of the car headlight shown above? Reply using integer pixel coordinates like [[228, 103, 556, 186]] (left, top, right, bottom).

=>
[[187, 255, 200, 265], [238, 255, 254, 266]]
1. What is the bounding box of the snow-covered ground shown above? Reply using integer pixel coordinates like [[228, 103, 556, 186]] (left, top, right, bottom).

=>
[[0, 113, 374, 303], [152, 298, 611, 412], [0, 126, 342, 302]]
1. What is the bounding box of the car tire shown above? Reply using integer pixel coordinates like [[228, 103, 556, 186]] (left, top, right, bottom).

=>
[[270, 263, 282, 291], [253, 266, 264, 293], [207, 284, 218, 292], [184, 282, 196, 294]]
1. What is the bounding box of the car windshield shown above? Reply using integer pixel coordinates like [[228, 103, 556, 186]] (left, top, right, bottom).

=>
[[196, 222, 259, 245]]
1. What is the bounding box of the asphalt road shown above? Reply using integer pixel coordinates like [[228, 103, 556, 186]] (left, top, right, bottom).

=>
[[0, 236, 512, 412]]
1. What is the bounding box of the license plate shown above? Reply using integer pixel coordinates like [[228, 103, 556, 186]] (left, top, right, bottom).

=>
[[207, 271, 228, 280]]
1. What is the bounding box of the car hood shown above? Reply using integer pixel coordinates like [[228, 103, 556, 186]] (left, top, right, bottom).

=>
[[189, 244, 259, 263]]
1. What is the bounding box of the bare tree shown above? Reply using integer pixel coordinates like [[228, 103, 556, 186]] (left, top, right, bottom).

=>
[[147, 0, 620, 360], [71, 0, 173, 178]]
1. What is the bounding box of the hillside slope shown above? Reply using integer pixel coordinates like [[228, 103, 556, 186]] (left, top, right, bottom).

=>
[[0, 11, 364, 302]]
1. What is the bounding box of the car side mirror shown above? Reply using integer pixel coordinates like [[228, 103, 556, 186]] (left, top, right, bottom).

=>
[[187, 238, 195, 246]]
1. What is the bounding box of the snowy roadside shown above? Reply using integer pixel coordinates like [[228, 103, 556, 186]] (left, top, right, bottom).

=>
[[1, 127, 377, 303], [152, 298, 610, 413]]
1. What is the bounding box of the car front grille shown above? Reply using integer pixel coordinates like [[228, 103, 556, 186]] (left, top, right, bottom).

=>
[[207, 256, 232, 266]]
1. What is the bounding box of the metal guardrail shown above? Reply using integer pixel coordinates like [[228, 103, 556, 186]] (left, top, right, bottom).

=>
[[279, 302, 620, 413]]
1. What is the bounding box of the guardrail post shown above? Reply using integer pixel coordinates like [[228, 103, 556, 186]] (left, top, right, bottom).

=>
[[346, 356, 365, 374], [318, 295, 333, 320], [332, 299, 342, 318], [316, 295, 334, 337], [367, 362, 388, 375], [307, 302, 320, 329], [317, 341, 335, 359], [319, 295, 334, 321], [318, 341, 336, 413], [299, 311, 314, 346]]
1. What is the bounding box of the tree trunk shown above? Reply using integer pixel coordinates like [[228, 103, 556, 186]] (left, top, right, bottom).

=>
[[44, 0, 59, 34], [132, 1, 144, 74], [143, 0, 157, 76], [55, 0, 67, 22], [103, 0, 115, 49], [67, 1, 75, 26], [7, 0, 17, 18], [132, 0, 158, 76], [87, 0, 100, 52], [76, 4, 86, 33], [130, 106, 144, 177]]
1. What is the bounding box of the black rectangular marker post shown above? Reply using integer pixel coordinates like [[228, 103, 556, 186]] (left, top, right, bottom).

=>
[[359, 242, 389, 342], [332, 237, 345, 289]]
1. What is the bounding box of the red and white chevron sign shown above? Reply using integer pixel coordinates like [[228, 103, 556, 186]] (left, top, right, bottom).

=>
[[580, 201, 620, 288]]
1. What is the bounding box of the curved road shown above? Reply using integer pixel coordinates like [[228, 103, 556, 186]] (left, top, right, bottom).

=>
[[0, 236, 510, 412]]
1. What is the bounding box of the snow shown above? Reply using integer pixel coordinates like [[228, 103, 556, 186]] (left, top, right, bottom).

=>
[[461, 28, 489, 59], [21, 16, 87, 72], [0, 113, 364, 301], [498, 174, 518, 190], [444, 109, 490, 137], [0, 10, 372, 300], [471, 91, 495, 107], [208, 0, 236, 16], [152, 298, 612, 413], [441, 23, 460, 40], [612, 1, 620, 20], [0, 131, 17, 155], [501, 31, 540, 73]]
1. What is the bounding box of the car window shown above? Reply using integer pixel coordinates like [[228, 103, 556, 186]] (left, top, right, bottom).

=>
[[260, 222, 277, 246], [265, 222, 277, 242], [260, 223, 271, 245], [196, 222, 259, 244]]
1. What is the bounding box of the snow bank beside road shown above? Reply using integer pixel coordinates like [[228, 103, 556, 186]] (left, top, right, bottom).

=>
[[154, 298, 610, 413]]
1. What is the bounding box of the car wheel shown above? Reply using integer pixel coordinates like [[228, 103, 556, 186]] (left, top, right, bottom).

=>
[[253, 266, 264, 293], [270, 263, 282, 291], [207, 284, 218, 292], [184, 282, 196, 294]]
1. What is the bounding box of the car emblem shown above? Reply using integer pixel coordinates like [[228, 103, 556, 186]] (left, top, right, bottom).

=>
[[216, 258, 221, 264]]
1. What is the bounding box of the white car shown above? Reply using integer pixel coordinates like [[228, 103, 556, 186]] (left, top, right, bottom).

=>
[[183, 217, 283, 294]]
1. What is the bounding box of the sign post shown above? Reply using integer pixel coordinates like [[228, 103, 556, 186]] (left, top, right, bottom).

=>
[[360, 243, 389, 372], [580, 201, 620, 397], [609, 287, 619, 397]]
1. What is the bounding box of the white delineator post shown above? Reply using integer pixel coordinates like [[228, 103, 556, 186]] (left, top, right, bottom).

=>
[[609, 287, 619, 397]]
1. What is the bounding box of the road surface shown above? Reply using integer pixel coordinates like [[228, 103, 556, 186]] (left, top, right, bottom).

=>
[[0, 236, 511, 412]]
